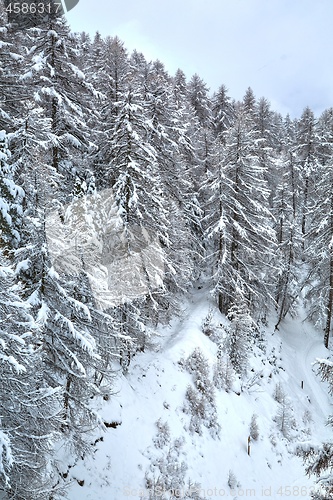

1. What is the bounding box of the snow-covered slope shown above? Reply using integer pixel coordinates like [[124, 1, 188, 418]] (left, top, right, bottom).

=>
[[65, 291, 333, 499]]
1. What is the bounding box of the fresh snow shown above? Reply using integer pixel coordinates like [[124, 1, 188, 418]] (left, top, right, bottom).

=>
[[64, 289, 332, 500]]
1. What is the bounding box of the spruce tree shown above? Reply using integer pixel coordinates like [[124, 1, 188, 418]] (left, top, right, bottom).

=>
[[0, 130, 24, 247], [206, 104, 277, 315], [274, 149, 301, 328], [23, 16, 95, 187], [295, 107, 319, 251], [0, 251, 61, 499], [305, 108, 333, 347]]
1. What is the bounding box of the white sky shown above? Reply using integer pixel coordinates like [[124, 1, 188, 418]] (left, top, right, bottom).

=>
[[66, 0, 333, 118]]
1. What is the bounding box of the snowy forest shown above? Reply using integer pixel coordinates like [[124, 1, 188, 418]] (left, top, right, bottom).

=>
[[1, 6, 333, 500]]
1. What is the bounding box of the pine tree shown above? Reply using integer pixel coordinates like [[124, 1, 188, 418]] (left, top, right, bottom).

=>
[[0, 251, 61, 499], [0, 130, 24, 247], [295, 107, 320, 251], [253, 97, 282, 208], [172, 69, 204, 275], [274, 149, 302, 328], [242, 87, 256, 116], [0, 19, 25, 133], [91, 77, 170, 356], [206, 104, 277, 315], [305, 108, 333, 347], [187, 73, 215, 177], [15, 210, 110, 460], [89, 35, 130, 187], [304, 440, 333, 499], [142, 60, 198, 299], [23, 16, 95, 186], [212, 84, 234, 142]]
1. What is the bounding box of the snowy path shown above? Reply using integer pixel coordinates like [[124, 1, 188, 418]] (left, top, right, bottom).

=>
[[161, 286, 213, 351], [279, 306, 332, 438]]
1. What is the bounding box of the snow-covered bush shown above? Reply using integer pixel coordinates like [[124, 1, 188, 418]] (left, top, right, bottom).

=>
[[201, 307, 215, 337], [184, 385, 206, 435], [183, 349, 220, 437], [153, 419, 171, 449], [213, 352, 235, 392], [274, 396, 295, 439], [184, 383, 220, 437], [273, 382, 285, 403], [250, 413, 259, 441], [145, 436, 206, 499], [185, 348, 210, 379], [225, 299, 255, 375], [227, 470, 240, 490], [302, 409, 313, 425]]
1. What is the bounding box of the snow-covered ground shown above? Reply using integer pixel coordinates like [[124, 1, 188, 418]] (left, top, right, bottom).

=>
[[64, 290, 332, 499]]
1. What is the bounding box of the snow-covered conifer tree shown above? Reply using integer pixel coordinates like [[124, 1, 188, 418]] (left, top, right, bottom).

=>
[[0, 130, 24, 247], [187, 73, 215, 177], [212, 84, 234, 142], [273, 149, 302, 328], [23, 16, 95, 186], [89, 35, 130, 187], [0, 251, 61, 499], [205, 104, 276, 315], [295, 107, 320, 250]]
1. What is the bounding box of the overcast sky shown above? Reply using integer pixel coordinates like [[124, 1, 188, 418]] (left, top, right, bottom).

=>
[[66, 0, 333, 118]]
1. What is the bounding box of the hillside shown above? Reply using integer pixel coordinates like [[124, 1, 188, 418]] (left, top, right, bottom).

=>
[[64, 289, 332, 499]]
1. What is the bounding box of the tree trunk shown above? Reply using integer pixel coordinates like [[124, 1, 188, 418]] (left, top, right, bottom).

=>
[[301, 175, 309, 252], [63, 374, 72, 428], [218, 162, 225, 313], [51, 97, 59, 171], [324, 193, 333, 349], [324, 254, 333, 348], [231, 130, 240, 274]]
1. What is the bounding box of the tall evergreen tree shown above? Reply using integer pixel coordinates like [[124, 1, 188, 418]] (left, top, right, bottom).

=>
[[0, 250, 61, 499], [305, 108, 333, 347], [212, 84, 234, 142], [89, 35, 130, 187], [295, 107, 319, 250], [23, 16, 95, 187], [0, 130, 24, 247], [274, 149, 302, 329], [206, 105, 277, 316], [187, 73, 215, 176]]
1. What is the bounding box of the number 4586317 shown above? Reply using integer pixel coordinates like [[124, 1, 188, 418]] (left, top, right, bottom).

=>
[[6, 3, 62, 14]]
